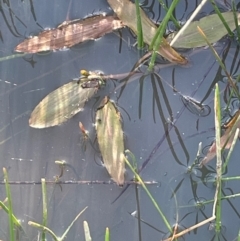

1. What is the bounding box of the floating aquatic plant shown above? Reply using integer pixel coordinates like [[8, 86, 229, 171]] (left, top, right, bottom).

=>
[[95, 96, 125, 186], [29, 80, 97, 128], [15, 15, 123, 53]]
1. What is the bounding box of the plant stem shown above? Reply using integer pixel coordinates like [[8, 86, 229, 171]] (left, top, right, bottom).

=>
[[135, 0, 144, 49], [124, 154, 172, 233], [3, 168, 15, 241], [149, 0, 180, 70], [210, 0, 234, 37], [41, 178, 48, 241], [214, 84, 222, 233]]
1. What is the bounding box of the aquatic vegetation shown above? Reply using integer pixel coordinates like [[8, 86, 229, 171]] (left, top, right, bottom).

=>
[[167, 11, 240, 48], [201, 110, 240, 165], [29, 80, 97, 128], [15, 15, 123, 53], [95, 97, 125, 186], [1, 1, 240, 241]]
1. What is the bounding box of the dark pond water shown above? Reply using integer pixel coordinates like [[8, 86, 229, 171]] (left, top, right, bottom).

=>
[[0, 0, 240, 240]]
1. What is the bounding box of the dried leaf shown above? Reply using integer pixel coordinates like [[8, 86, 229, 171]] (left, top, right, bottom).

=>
[[95, 97, 125, 185], [201, 110, 240, 165], [15, 15, 123, 53], [168, 12, 240, 48], [107, 0, 187, 65], [29, 80, 97, 128]]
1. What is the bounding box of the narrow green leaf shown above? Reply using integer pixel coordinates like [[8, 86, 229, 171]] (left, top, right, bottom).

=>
[[3, 168, 15, 241], [105, 227, 110, 241], [135, 0, 144, 49], [83, 221, 92, 241], [41, 178, 47, 241], [210, 0, 234, 37]]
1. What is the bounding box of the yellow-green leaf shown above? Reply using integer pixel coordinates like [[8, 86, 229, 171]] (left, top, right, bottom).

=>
[[29, 80, 96, 128], [168, 12, 240, 48], [95, 97, 125, 185], [107, 0, 187, 65]]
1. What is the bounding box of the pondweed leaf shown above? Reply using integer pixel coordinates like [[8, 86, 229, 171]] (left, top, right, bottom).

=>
[[107, 0, 187, 65], [15, 15, 123, 53], [29, 80, 97, 128], [95, 97, 125, 186], [168, 12, 240, 48], [201, 110, 240, 165]]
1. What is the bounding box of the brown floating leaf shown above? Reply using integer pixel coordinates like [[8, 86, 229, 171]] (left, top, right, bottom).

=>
[[29, 80, 97, 128], [201, 110, 240, 165], [95, 97, 125, 185], [15, 15, 123, 53], [107, 0, 187, 65]]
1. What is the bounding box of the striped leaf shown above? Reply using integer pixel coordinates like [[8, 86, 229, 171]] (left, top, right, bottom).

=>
[[29, 80, 96, 128], [95, 97, 125, 185]]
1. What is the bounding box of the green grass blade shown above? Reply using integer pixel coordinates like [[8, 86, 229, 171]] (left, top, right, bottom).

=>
[[148, 0, 180, 70], [105, 227, 110, 241], [83, 221, 92, 241], [214, 84, 222, 233], [222, 128, 239, 173], [210, 0, 234, 37], [170, 0, 208, 47], [135, 0, 144, 49], [0, 53, 27, 62], [29, 207, 88, 241], [59, 206, 88, 241], [232, 0, 240, 42], [157, 0, 181, 29], [125, 151, 142, 241], [3, 168, 15, 241], [197, 26, 240, 99], [28, 221, 59, 241], [41, 178, 48, 241], [0, 200, 22, 228], [124, 153, 172, 233]]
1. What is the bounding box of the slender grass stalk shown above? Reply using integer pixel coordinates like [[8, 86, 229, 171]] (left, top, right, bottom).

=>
[[83, 221, 92, 241], [124, 152, 172, 233], [60, 206, 88, 241], [3, 168, 15, 241], [125, 150, 142, 241], [29, 206, 88, 241], [188, 142, 202, 172], [157, 0, 181, 29], [170, 0, 208, 47], [148, 0, 180, 70], [209, 0, 234, 37], [41, 178, 47, 241], [214, 84, 222, 233], [0, 200, 22, 228], [105, 227, 110, 241], [135, 0, 144, 49], [231, 0, 240, 42], [135, 185, 142, 241], [28, 221, 59, 241], [197, 26, 240, 99], [179, 192, 240, 208], [222, 176, 240, 181], [238, 229, 240, 241], [222, 128, 239, 173], [0, 53, 27, 62]]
